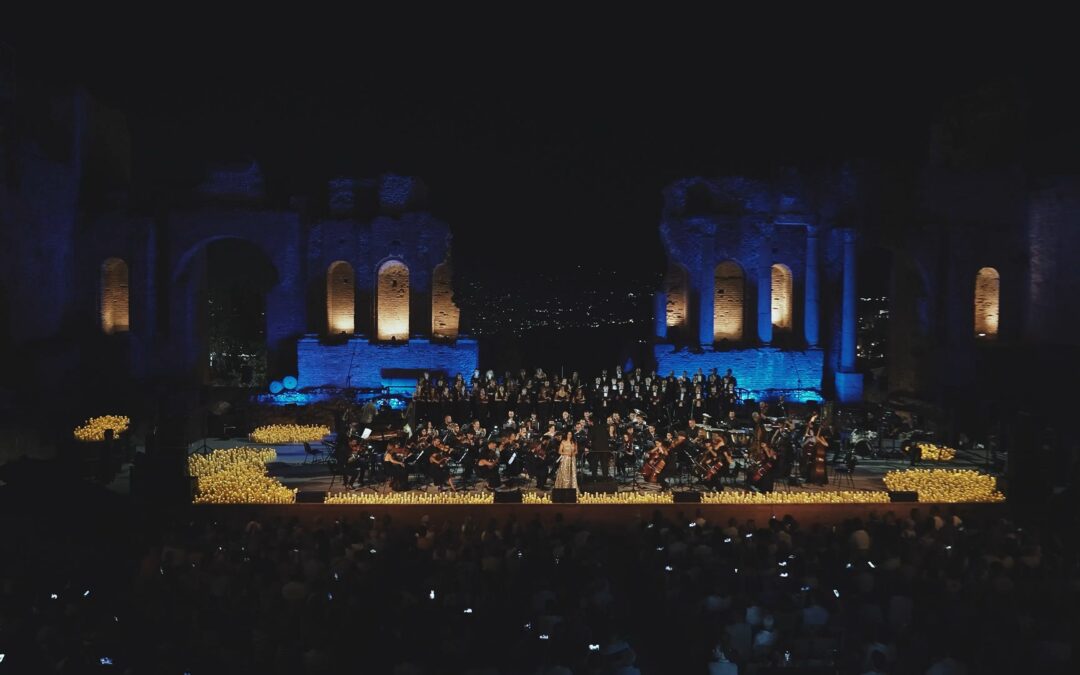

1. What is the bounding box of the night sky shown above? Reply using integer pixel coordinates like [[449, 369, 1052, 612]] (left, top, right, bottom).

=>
[[6, 20, 1078, 320]]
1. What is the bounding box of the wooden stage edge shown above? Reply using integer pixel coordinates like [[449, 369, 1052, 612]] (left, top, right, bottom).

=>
[[191, 502, 1007, 527]]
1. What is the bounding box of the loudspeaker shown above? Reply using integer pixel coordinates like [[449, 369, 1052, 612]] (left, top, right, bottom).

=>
[[552, 488, 578, 503], [296, 491, 324, 503], [888, 490, 918, 502], [673, 490, 702, 503], [494, 489, 523, 503], [582, 479, 618, 493]]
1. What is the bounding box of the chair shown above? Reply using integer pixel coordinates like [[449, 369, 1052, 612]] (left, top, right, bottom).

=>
[[326, 457, 344, 490], [303, 442, 326, 465], [831, 460, 856, 489]]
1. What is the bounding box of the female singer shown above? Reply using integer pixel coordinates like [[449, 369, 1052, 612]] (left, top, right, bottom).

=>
[[553, 430, 579, 491]]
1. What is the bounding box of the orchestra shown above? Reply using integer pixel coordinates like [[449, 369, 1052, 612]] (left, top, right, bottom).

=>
[[324, 366, 839, 495]]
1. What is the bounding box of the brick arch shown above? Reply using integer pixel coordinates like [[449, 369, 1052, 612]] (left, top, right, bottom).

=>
[[326, 260, 355, 334], [431, 260, 459, 339], [171, 234, 279, 285], [664, 261, 689, 331], [771, 263, 793, 332], [975, 266, 1000, 338], [169, 236, 280, 383], [713, 260, 744, 341], [376, 259, 410, 341], [101, 257, 130, 334]]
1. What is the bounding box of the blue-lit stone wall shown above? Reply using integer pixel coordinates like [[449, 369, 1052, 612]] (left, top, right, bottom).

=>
[[297, 336, 479, 391], [653, 345, 824, 402]]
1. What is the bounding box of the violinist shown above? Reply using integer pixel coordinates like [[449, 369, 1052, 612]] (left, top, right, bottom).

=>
[[477, 439, 501, 489], [383, 442, 409, 491], [343, 436, 367, 488], [527, 434, 556, 490], [458, 430, 480, 484], [427, 442, 455, 491]]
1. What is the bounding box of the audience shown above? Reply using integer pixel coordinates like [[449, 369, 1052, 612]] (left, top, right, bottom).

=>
[[1, 505, 1076, 674]]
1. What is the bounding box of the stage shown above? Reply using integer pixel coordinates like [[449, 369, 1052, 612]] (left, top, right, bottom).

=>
[[185, 436, 1006, 514]]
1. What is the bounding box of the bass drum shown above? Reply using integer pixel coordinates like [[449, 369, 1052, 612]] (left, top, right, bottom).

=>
[[852, 439, 875, 457]]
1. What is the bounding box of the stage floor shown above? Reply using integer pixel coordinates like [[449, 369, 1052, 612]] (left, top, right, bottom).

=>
[[190, 437, 1003, 499]]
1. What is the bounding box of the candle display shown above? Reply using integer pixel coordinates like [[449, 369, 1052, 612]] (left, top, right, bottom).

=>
[[884, 468, 1004, 503], [73, 415, 130, 442], [248, 424, 330, 444], [190, 447, 296, 504]]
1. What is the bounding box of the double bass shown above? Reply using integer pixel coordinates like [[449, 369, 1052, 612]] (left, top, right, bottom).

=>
[[809, 422, 829, 485]]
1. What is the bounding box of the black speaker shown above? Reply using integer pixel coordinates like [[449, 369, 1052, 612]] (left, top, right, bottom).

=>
[[296, 491, 324, 503], [494, 489, 523, 503], [888, 490, 918, 502], [582, 479, 618, 494], [673, 490, 702, 503], [552, 488, 578, 503]]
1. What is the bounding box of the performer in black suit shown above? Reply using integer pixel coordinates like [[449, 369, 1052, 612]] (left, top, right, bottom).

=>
[[588, 416, 613, 478]]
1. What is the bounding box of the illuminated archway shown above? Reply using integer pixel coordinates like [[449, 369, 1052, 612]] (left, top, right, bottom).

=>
[[101, 258, 130, 334], [974, 267, 1000, 338], [431, 261, 459, 339], [664, 262, 689, 331], [770, 263, 793, 331], [376, 260, 410, 341], [326, 261, 355, 334], [714, 260, 744, 341]]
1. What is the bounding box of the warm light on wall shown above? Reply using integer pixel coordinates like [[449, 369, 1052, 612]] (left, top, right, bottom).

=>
[[974, 267, 999, 338], [771, 264, 792, 330], [665, 263, 688, 329], [714, 260, 744, 341], [101, 258, 130, 334], [377, 260, 410, 341], [431, 261, 459, 339], [326, 260, 355, 334]]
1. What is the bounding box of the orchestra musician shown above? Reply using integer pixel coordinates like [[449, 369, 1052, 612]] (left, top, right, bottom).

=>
[[427, 442, 455, 491], [477, 439, 501, 489], [383, 443, 409, 491], [587, 415, 614, 478], [343, 436, 367, 488]]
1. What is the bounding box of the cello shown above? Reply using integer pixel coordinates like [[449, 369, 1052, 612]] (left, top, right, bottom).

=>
[[641, 441, 669, 482]]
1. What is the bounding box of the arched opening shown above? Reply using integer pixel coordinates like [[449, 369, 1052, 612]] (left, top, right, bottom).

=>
[[770, 263, 793, 332], [101, 258, 130, 334], [376, 259, 410, 341], [664, 262, 689, 334], [975, 266, 1000, 338], [713, 260, 744, 342], [431, 260, 459, 339], [195, 239, 278, 386], [326, 261, 355, 334]]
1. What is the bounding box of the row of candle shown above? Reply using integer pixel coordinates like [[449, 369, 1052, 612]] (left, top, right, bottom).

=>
[[73, 415, 130, 442], [248, 424, 330, 445], [325, 491, 495, 505]]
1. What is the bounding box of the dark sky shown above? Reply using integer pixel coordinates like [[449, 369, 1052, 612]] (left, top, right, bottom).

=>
[[6, 17, 1079, 302]]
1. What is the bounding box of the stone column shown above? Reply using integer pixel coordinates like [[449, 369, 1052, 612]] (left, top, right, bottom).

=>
[[757, 223, 774, 345], [698, 267, 714, 347], [835, 227, 864, 401], [840, 228, 857, 370], [654, 290, 668, 339], [804, 224, 820, 347]]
